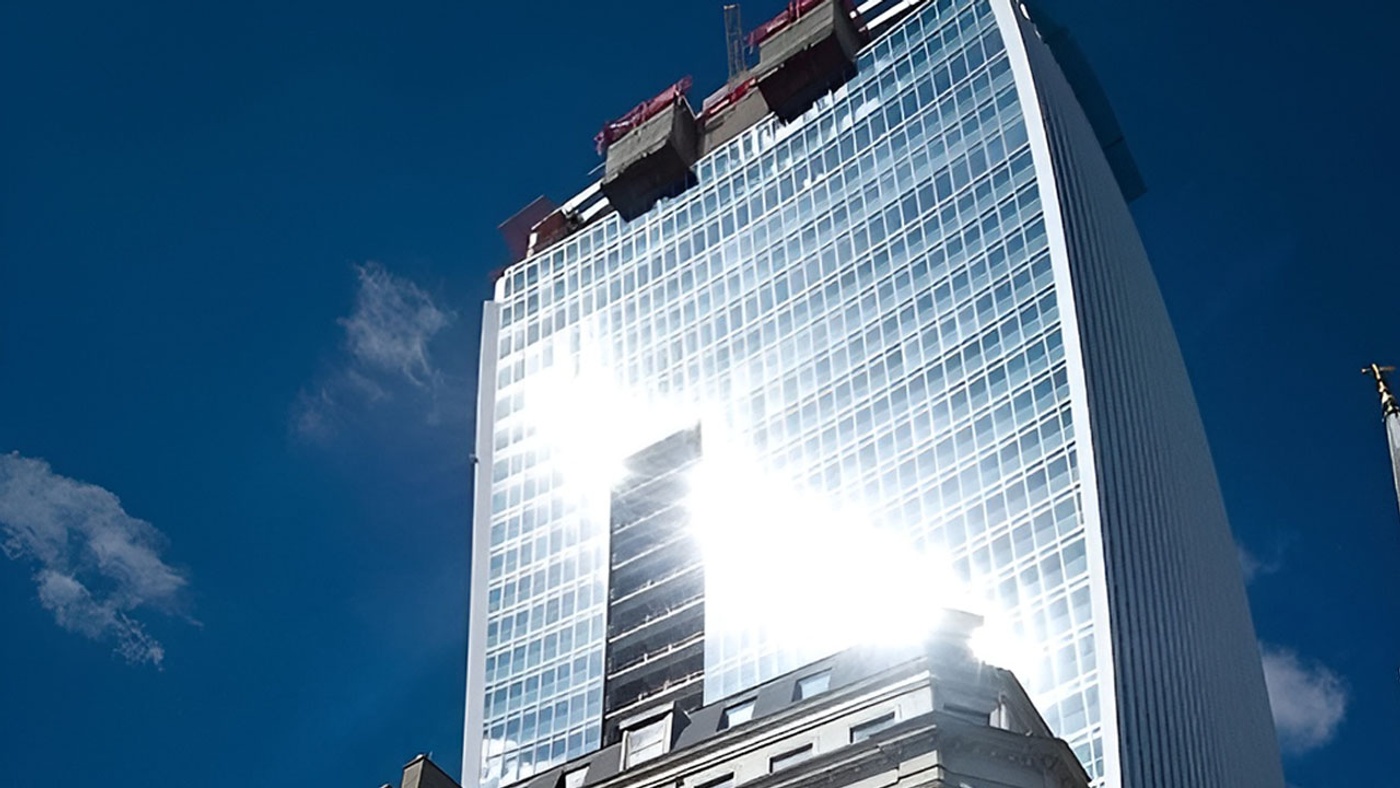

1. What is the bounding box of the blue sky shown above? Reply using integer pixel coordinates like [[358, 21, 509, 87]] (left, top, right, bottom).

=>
[[1, 0, 1396, 785]]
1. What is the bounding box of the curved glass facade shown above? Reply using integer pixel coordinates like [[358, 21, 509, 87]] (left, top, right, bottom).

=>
[[465, 0, 1281, 786]]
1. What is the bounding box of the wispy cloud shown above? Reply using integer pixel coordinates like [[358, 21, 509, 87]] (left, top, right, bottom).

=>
[[1238, 541, 1284, 584], [340, 262, 452, 386], [1261, 644, 1348, 754], [293, 262, 461, 440], [0, 453, 190, 666]]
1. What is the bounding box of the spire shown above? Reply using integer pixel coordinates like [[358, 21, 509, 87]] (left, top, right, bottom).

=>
[[1363, 363, 1399, 418], [1362, 363, 1400, 516]]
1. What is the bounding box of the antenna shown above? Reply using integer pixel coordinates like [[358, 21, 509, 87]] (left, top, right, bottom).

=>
[[724, 4, 746, 81]]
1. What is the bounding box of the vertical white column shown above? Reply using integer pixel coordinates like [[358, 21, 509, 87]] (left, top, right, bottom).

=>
[[463, 301, 502, 787]]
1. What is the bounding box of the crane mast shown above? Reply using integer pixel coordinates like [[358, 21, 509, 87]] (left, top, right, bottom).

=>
[[723, 4, 747, 82]]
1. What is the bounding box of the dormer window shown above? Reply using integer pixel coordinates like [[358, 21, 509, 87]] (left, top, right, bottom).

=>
[[623, 715, 671, 767], [793, 670, 831, 701], [720, 699, 755, 730]]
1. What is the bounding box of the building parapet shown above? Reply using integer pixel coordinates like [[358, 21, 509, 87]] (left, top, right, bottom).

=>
[[493, 0, 1143, 274], [496, 0, 924, 269]]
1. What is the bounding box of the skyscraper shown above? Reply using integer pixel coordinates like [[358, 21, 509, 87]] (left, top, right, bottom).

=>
[[466, 0, 1283, 786]]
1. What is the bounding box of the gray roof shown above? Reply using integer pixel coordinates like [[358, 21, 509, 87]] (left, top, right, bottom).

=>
[[512, 614, 1063, 788]]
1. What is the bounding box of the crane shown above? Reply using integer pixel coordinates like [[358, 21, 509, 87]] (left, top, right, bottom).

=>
[[723, 4, 747, 82]]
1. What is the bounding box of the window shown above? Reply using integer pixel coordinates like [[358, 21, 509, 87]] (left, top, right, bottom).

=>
[[943, 704, 991, 725], [624, 716, 670, 767], [720, 700, 755, 730], [989, 701, 1013, 731], [793, 670, 831, 701], [849, 712, 897, 743], [769, 744, 814, 772], [696, 773, 735, 788], [564, 768, 588, 788]]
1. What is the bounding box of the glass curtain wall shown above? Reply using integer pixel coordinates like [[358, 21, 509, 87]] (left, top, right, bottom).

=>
[[478, 0, 1104, 783]]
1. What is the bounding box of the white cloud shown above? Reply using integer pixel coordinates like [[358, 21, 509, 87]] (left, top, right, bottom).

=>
[[340, 262, 452, 387], [36, 569, 166, 665], [293, 262, 458, 440], [1238, 541, 1283, 584], [0, 453, 189, 666], [1261, 644, 1348, 754]]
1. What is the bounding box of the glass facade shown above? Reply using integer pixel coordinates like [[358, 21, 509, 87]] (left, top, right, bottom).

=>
[[475, 0, 1106, 784]]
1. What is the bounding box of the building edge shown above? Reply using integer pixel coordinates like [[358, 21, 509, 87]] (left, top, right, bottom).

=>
[[1000, 2, 1282, 784], [464, 301, 503, 787], [989, 1, 1121, 782]]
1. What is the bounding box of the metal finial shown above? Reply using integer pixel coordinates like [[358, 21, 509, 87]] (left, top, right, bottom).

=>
[[1362, 363, 1399, 419]]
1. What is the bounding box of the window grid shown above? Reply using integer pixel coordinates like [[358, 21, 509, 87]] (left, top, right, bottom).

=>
[[476, 0, 1104, 785]]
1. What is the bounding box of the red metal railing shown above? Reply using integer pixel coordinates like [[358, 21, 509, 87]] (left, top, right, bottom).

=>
[[747, 0, 824, 47], [747, 0, 861, 48], [595, 76, 694, 155], [698, 78, 757, 123]]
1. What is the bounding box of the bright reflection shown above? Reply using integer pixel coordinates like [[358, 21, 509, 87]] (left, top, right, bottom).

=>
[[523, 351, 1042, 688], [968, 615, 1039, 684], [693, 432, 939, 654], [524, 352, 700, 500], [688, 426, 1041, 685]]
